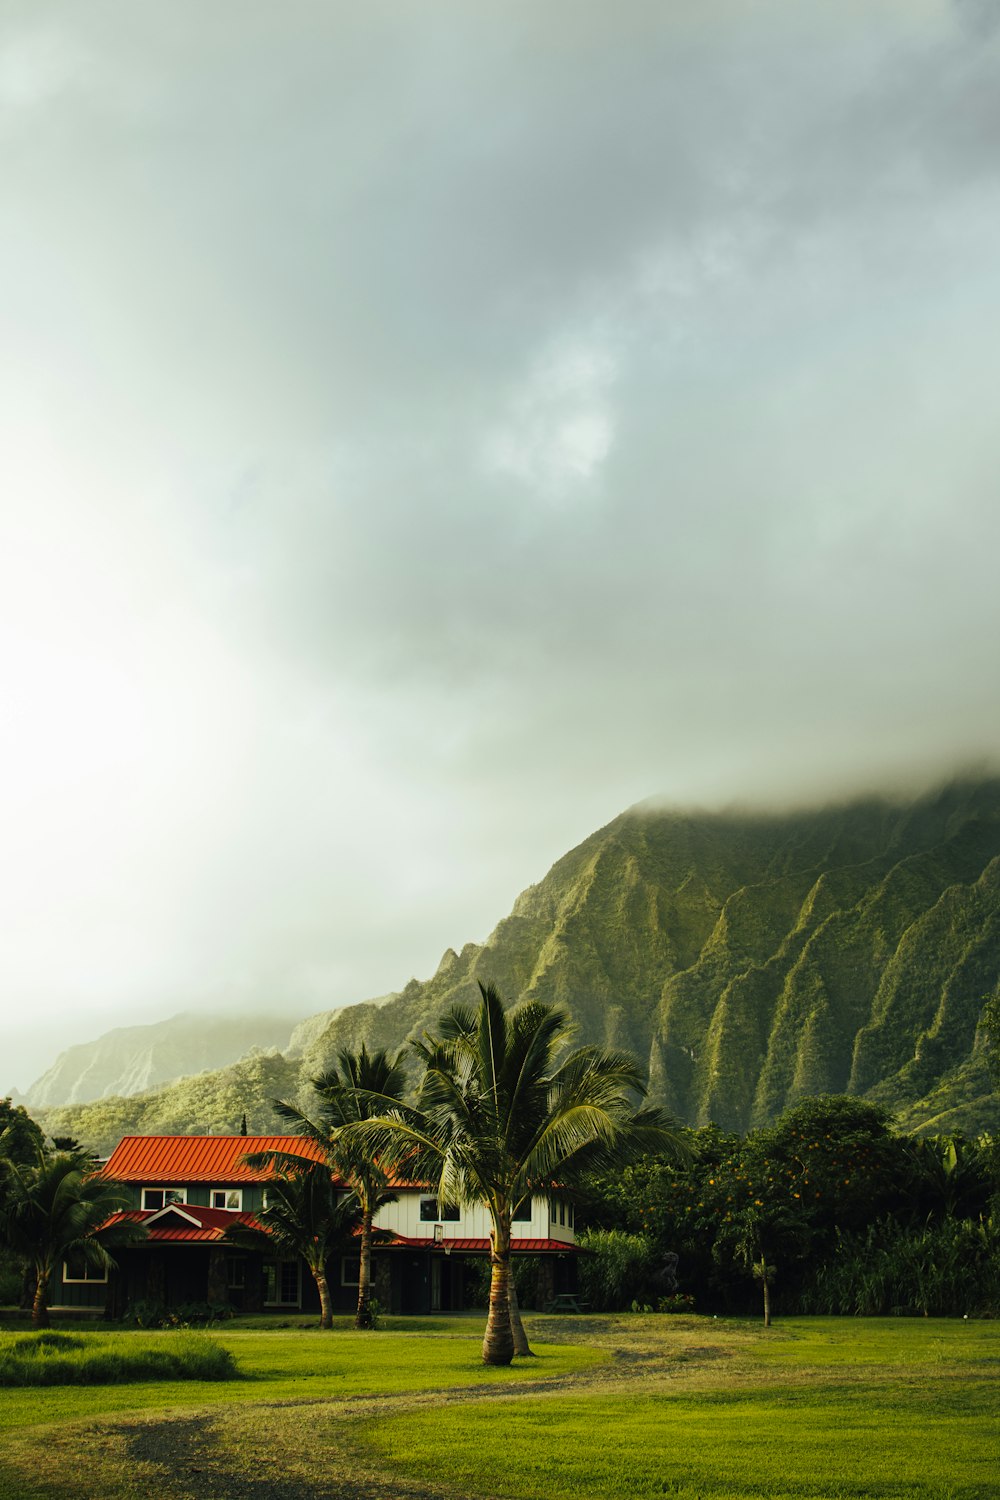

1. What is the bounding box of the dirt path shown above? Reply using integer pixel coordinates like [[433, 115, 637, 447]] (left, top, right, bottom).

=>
[[107, 1325, 739, 1500], [118, 1411, 443, 1500]]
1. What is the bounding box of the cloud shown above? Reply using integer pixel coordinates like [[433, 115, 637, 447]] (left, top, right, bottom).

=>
[[2, 0, 1000, 1087]]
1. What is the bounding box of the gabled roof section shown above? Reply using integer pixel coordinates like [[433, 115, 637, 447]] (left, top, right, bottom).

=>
[[107, 1205, 263, 1243], [101, 1134, 329, 1184]]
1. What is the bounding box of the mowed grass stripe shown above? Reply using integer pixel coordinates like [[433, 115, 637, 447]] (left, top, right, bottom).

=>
[[0, 1329, 601, 1431], [361, 1383, 1000, 1500]]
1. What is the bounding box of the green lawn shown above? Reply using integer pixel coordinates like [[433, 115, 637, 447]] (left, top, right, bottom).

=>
[[0, 1316, 996, 1500]]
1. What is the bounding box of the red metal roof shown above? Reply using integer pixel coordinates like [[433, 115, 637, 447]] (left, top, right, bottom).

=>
[[101, 1135, 329, 1184], [105, 1205, 264, 1244]]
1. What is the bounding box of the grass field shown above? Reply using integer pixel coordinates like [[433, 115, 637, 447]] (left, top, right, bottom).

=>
[[0, 1314, 995, 1500]]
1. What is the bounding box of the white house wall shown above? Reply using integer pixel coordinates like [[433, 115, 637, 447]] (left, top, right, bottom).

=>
[[375, 1190, 576, 1244]]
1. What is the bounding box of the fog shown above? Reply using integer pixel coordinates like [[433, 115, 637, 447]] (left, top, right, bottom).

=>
[[2, 1, 999, 1089]]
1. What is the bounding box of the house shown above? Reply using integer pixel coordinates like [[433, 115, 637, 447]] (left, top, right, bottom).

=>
[[50, 1135, 579, 1319]]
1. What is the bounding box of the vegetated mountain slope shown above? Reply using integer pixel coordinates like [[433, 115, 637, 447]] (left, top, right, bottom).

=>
[[34, 780, 1000, 1154], [291, 779, 1000, 1135], [24, 1012, 303, 1108]]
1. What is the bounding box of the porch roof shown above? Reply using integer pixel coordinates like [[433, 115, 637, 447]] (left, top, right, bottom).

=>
[[105, 1205, 263, 1243], [384, 1235, 579, 1254]]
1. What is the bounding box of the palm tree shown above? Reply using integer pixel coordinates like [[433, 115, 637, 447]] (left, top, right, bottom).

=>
[[228, 1160, 358, 1328], [0, 1150, 143, 1328], [343, 981, 686, 1366], [260, 1045, 409, 1329]]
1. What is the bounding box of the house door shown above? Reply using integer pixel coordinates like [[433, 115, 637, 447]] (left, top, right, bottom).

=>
[[430, 1257, 442, 1312]]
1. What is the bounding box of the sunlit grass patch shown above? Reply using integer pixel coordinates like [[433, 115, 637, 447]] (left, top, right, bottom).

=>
[[0, 1329, 239, 1386], [361, 1381, 1000, 1500]]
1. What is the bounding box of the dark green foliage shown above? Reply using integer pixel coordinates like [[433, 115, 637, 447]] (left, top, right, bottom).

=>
[[0, 1100, 46, 1167], [796, 1217, 1000, 1316], [581, 1095, 1000, 1316], [576, 1229, 662, 1311], [0, 1149, 145, 1327], [0, 1330, 239, 1384], [125, 1300, 235, 1328]]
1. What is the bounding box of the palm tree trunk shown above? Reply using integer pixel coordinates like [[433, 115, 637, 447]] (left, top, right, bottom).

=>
[[483, 1219, 514, 1366], [762, 1269, 771, 1329], [313, 1265, 333, 1330], [356, 1208, 374, 1329], [508, 1273, 534, 1357], [32, 1266, 50, 1330]]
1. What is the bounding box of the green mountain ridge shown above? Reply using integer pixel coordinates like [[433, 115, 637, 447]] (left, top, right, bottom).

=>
[[31, 779, 1000, 1154]]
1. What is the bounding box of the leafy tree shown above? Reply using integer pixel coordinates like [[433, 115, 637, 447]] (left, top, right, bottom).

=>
[[0, 1099, 46, 1168], [343, 981, 684, 1365], [262, 1045, 408, 1329], [0, 1150, 143, 1327], [228, 1160, 359, 1328], [905, 1134, 993, 1223]]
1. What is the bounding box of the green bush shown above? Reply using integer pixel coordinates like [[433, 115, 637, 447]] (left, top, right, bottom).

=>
[[126, 1299, 234, 1328], [796, 1217, 1000, 1317], [578, 1229, 659, 1311], [0, 1331, 240, 1385]]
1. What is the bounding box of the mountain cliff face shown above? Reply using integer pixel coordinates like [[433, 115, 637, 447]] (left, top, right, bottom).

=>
[[33, 780, 1000, 1152], [25, 1012, 301, 1108], [295, 779, 1000, 1135]]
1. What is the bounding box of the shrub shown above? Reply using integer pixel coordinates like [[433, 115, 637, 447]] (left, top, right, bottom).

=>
[[796, 1217, 1000, 1317], [0, 1331, 240, 1385], [126, 1299, 234, 1329], [578, 1229, 660, 1311], [657, 1293, 696, 1313]]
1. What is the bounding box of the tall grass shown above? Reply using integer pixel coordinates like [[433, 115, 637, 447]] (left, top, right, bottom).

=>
[[0, 1330, 239, 1386], [797, 1217, 1000, 1316], [577, 1229, 660, 1310]]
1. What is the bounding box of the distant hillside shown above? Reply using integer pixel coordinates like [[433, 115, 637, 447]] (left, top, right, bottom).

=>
[[34, 779, 1000, 1154], [25, 1012, 303, 1108]]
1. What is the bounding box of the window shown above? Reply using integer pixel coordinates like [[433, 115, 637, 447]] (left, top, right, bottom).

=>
[[142, 1188, 187, 1211], [264, 1260, 301, 1306], [63, 1253, 108, 1284], [226, 1257, 246, 1291], [549, 1197, 558, 1223], [512, 1198, 532, 1222], [211, 1188, 243, 1211], [419, 1197, 460, 1222], [341, 1256, 361, 1287]]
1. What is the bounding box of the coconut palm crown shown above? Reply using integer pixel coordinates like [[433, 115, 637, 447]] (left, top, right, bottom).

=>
[[0, 1149, 144, 1328], [257, 1043, 408, 1329], [228, 1160, 359, 1329], [341, 980, 686, 1365]]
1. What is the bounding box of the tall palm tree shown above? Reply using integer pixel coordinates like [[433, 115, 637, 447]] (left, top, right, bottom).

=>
[[260, 1045, 409, 1329], [228, 1161, 358, 1328], [343, 981, 686, 1365], [0, 1150, 143, 1328]]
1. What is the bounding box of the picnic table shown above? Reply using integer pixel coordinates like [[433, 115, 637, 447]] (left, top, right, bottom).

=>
[[544, 1293, 590, 1314]]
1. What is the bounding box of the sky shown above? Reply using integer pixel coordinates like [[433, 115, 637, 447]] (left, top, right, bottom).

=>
[[2, 0, 999, 1091]]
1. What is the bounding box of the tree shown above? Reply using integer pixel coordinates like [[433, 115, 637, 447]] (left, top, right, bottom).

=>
[[228, 1161, 358, 1329], [0, 1099, 46, 1169], [343, 981, 685, 1366], [263, 1045, 409, 1329], [0, 1150, 143, 1328]]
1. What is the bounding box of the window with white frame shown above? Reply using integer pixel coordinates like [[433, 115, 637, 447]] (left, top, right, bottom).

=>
[[264, 1259, 301, 1306], [62, 1251, 108, 1284], [512, 1197, 532, 1223], [141, 1187, 187, 1211], [210, 1188, 243, 1211], [226, 1257, 246, 1291], [341, 1256, 361, 1286]]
